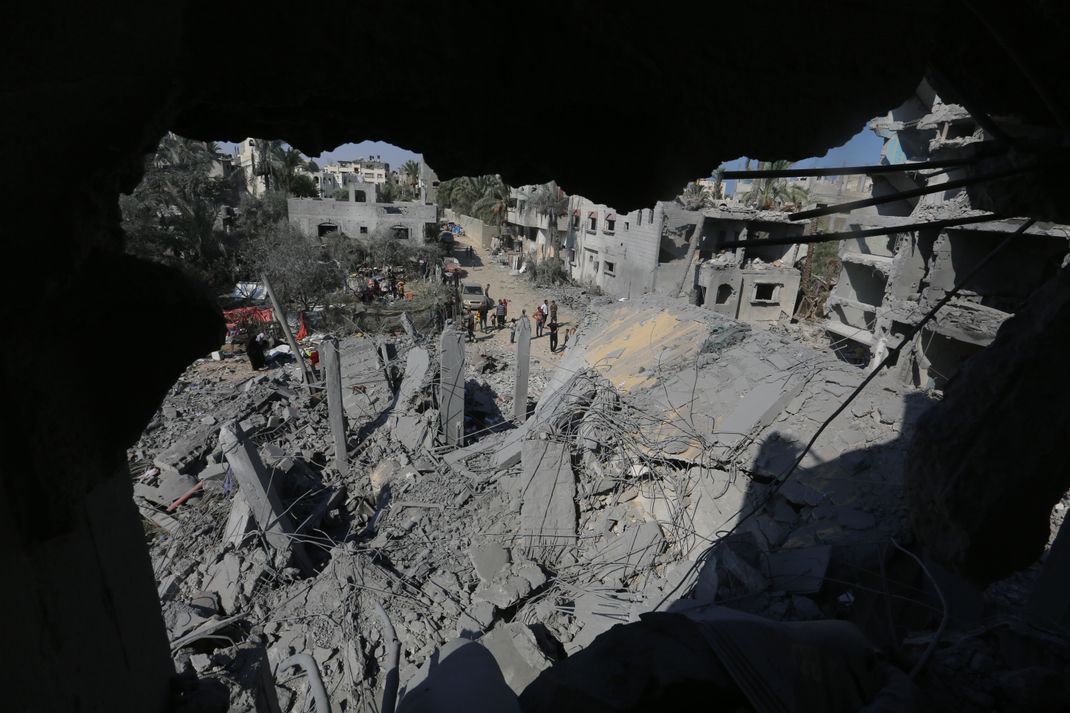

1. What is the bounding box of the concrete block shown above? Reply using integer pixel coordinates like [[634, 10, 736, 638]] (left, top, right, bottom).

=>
[[397, 347, 430, 408], [469, 543, 510, 583], [479, 623, 552, 695], [223, 493, 254, 547], [519, 440, 576, 560], [198, 462, 228, 482], [439, 328, 466, 445]]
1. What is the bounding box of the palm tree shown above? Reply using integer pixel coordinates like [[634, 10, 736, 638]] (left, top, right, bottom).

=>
[[528, 181, 569, 254], [742, 160, 809, 210], [674, 181, 711, 297], [401, 159, 422, 198], [451, 175, 498, 215], [678, 181, 708, 211], [471, 179, 510, 237]]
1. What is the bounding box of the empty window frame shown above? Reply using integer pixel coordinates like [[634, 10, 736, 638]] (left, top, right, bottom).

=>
[[751, 282, 781, 304]]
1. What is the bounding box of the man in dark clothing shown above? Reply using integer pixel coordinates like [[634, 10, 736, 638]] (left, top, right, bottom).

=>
[[549, 300, 558, 323], [548, 320, 559, 352], [465, 310, 476, 342], [478, 299, 489, 332], [247, 332, 268, 370]]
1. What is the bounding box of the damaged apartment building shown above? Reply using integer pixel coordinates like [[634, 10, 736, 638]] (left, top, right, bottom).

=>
[[287, 180, 440, 241], [507, 188, 811, 323], [824, 81, 1070, 388]]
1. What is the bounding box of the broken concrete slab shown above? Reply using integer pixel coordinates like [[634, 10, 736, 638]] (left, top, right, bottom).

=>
[[202, 551, 243, 614], [223, 493, 254, 547], [763, 545, 831, 594], [519, 439, 577, 560], [479, 623, 553, 695], [439, 327, 466, 446], [198, 462, 229, 482], [568, 591, 633, 653], [219, 422, 311, 573], [713, 372, 809, 458], [394, 414, 429, 453], [397, 346, 430, 409], [469, 542, 511, 583]]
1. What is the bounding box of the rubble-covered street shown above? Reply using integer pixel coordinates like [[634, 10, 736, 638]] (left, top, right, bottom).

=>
[[131, 271, 1070, 710]]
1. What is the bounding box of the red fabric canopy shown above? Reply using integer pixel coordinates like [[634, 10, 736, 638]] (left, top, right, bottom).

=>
[[223, 306, 273, 334]]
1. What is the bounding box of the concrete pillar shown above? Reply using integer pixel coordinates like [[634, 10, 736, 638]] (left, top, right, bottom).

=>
[[321, 339, 348, 467], [514, 315, 531, 422], [219, 422, 312, 573], [439, 327, 466, 446]]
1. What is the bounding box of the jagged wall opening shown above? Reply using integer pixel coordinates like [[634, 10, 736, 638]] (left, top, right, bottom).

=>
[[8, 1, 1070, 710]]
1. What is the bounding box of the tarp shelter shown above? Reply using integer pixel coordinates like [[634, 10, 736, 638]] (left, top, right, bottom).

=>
[[223, 306, 273, 336]]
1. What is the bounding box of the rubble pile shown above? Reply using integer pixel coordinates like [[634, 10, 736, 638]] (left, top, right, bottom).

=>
[[134, 297, 1070, 711]]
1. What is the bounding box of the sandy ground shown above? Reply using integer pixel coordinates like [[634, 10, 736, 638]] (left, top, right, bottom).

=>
[[447, 232, 581, 373]]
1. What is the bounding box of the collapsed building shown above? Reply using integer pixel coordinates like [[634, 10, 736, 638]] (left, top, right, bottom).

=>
[[824, 82, 1070, 385], [685, 206, 808, 322], [10, 2, 1070, 712], [506, 191, 812, 319]]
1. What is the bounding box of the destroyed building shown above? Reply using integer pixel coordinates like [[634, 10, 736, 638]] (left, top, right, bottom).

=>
[[824, 82, 1070, 385], [683, 206, 809, 321], [10, 3, 1070, 712], [288, 181, 440, 240]]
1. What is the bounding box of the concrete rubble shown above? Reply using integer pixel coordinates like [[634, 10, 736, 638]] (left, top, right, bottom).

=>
[[130, 293, 1070, 712]]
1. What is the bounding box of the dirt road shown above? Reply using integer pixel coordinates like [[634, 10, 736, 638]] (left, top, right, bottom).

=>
[[448, 233, 580, 376]]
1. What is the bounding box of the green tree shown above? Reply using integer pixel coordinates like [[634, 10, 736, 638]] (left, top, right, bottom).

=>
[[121, 133, 238, 287], [471, 179, 509, 236], [243, 221, 342, 312], [379, 177, 398, 203], [289, 173, 318, 198], [401, 159, 421, 198], [742, 160, 809, 210]]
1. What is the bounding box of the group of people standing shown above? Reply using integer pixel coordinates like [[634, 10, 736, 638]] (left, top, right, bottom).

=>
[[531, 298, 571, 352], [466, 286, 511, 343]]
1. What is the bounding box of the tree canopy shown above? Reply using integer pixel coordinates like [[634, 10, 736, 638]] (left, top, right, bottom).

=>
[[120, 133, 241, 287]]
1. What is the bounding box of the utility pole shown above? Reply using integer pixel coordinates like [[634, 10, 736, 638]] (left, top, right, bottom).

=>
[[262, 274, 311, 387]]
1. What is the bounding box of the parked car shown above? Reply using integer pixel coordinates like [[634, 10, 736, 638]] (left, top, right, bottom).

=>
[[461, 283, 487, 309]]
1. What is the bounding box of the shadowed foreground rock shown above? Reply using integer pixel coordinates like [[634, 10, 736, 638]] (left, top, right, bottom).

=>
[[906, 264, 1070, 584]]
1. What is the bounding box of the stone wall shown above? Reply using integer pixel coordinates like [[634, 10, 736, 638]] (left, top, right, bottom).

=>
[[444, 209, 500, 249]]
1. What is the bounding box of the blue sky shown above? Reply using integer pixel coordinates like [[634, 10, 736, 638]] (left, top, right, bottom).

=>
[[719, 126, 884, 193]]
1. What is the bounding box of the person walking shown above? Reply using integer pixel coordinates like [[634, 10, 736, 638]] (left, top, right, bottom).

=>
[[465, 309, 476, 343], [549, 299, 558, 323], [548, 319, 560, 352], [509, 317, 518, 344], [534, 305, 545, 337], [539, 299, 549, 322], [495, 299, 506, 330], [477, 299, 489, 333]]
